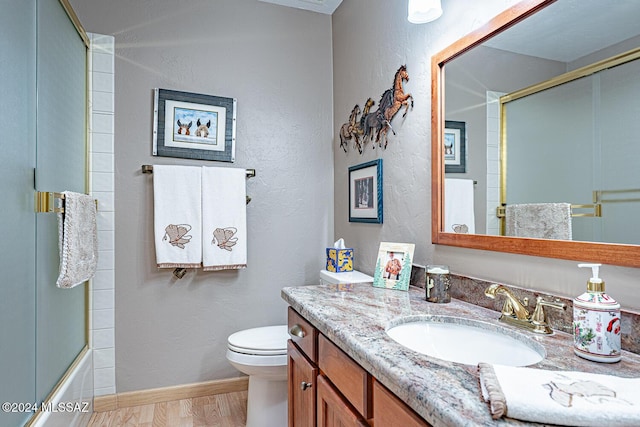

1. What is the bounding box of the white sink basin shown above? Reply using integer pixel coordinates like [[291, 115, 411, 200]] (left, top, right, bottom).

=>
[[386, 316, 545, 366]]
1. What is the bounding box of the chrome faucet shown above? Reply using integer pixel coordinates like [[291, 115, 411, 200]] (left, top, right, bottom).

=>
[[484, 284, 566, 334]]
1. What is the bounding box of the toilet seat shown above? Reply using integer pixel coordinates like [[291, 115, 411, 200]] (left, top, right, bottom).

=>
[[228, 344, 286, 356], [227, 325, 288, 356], [226, 349, 287, 368]]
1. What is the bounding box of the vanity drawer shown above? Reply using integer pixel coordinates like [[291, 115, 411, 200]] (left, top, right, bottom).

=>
[[318, 334, 372, 419], [288, 307, 318, 362]]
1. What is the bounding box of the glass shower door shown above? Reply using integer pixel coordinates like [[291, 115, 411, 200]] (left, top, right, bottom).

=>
[[35, 0, 88, 402], [0, 1, 37, 426], [0, 1, 88, 425]]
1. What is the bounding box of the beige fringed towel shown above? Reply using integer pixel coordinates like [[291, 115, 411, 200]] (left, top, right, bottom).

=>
[[56, 191, 98, 288], [153, 165, 202, 269], [505, 203, 572, 240], [202, 167, 247, 271], [478, 363, 640, 426]]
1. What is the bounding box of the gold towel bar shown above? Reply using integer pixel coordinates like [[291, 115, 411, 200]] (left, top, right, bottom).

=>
[[569, 204, 602, 218], [142, 165, 253, 204], [35, 191, 98, 214], [36, 191, 65, 213], [496, 203, 602, 218], [141, 164, 256, 178]]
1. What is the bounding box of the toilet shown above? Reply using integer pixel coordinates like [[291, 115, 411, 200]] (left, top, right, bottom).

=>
[[226, 324, 289, 427]]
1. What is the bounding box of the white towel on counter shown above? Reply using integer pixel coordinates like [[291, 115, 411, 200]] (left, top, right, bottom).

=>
[[505, 202, 572, 240], [202, 167, 247, 271], [56, 191, 98, 288], [153, 165, 202, 269], [444, 178, 475, 234], [478, 363, 640, 426]]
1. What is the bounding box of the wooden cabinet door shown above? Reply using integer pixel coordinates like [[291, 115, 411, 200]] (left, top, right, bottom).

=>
[[289, 340, 318, 427], [373, 380, 431, 427], [316, 375, 369, 427]]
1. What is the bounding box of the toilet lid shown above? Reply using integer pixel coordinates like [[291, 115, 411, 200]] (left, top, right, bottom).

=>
[[227, 325, 289, 356]]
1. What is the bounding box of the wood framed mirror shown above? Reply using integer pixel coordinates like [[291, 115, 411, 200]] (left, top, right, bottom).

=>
[[431, 0, 640, 267]]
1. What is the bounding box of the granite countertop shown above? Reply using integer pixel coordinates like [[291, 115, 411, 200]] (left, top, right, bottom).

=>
[[281, 283, 640, 427]]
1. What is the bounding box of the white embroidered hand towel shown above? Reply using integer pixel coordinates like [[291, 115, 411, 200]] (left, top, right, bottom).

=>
[[202, 167, 247, 271], [56, 191, 98, 288], [478, 363, 640, 426], [444, 178, 475, 233], [153, 165, 202, 268]]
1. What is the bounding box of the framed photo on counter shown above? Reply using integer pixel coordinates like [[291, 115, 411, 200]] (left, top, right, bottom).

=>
[[372, 242, 415, 291]]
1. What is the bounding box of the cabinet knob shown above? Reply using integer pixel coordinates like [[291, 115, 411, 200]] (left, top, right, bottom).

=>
[[289, 324, 306, 341], [300, 381, 313, 391]]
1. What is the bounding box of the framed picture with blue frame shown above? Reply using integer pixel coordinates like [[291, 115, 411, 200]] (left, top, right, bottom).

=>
[[348, 159, 383, 223]]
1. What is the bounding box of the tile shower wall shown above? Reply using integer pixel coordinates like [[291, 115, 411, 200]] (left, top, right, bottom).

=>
[[88, 33, 116, 397], [485, 91, 503, 236]]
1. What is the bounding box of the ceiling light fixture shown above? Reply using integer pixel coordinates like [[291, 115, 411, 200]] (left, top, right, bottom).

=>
[[407, 0, 443, 24]]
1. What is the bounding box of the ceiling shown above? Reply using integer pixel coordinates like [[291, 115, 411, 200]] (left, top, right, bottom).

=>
[[258, 0, 343, 15], [484, 0, 640, 63], [257, 1, 640, 61]]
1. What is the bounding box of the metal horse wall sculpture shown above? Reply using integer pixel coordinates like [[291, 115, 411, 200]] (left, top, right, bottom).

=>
[[339, 104, 361, 153], [338, 65, 413, 154]]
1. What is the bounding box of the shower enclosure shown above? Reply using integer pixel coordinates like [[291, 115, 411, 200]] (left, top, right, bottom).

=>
[[0, 0, 88, 425]]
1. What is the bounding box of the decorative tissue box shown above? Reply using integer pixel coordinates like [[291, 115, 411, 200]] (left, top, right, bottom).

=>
[[326, 248, 353, 273]]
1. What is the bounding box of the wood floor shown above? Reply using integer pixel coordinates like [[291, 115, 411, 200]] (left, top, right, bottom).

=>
[[88, 391, 247, 427]]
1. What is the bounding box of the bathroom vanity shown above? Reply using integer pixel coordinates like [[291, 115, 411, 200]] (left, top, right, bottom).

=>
[[287, 306, 428, 427], [282, 283, 640, 426]]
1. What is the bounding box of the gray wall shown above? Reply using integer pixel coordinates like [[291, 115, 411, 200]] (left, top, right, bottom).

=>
[[71, 0, 334, 392], [333, 0, 640, 310], [332, 1, 526, 276], [333, 0, 432, 271]]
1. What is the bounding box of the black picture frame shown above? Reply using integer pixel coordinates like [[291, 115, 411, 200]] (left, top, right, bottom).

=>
[[153, 88, 237, 162], [444, 120, 466, 173]]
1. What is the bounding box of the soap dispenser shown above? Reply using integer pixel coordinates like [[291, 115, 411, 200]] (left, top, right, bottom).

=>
[[573, 263, 621, 363]]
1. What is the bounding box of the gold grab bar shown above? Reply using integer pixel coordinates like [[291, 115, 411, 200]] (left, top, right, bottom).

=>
[[593, 189, 640, 204], [141, 164, 256, 178], [35, 191, 98, 214]]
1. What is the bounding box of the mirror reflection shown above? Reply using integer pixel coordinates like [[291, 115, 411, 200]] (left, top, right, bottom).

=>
[[443, 0, 640, 244]]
